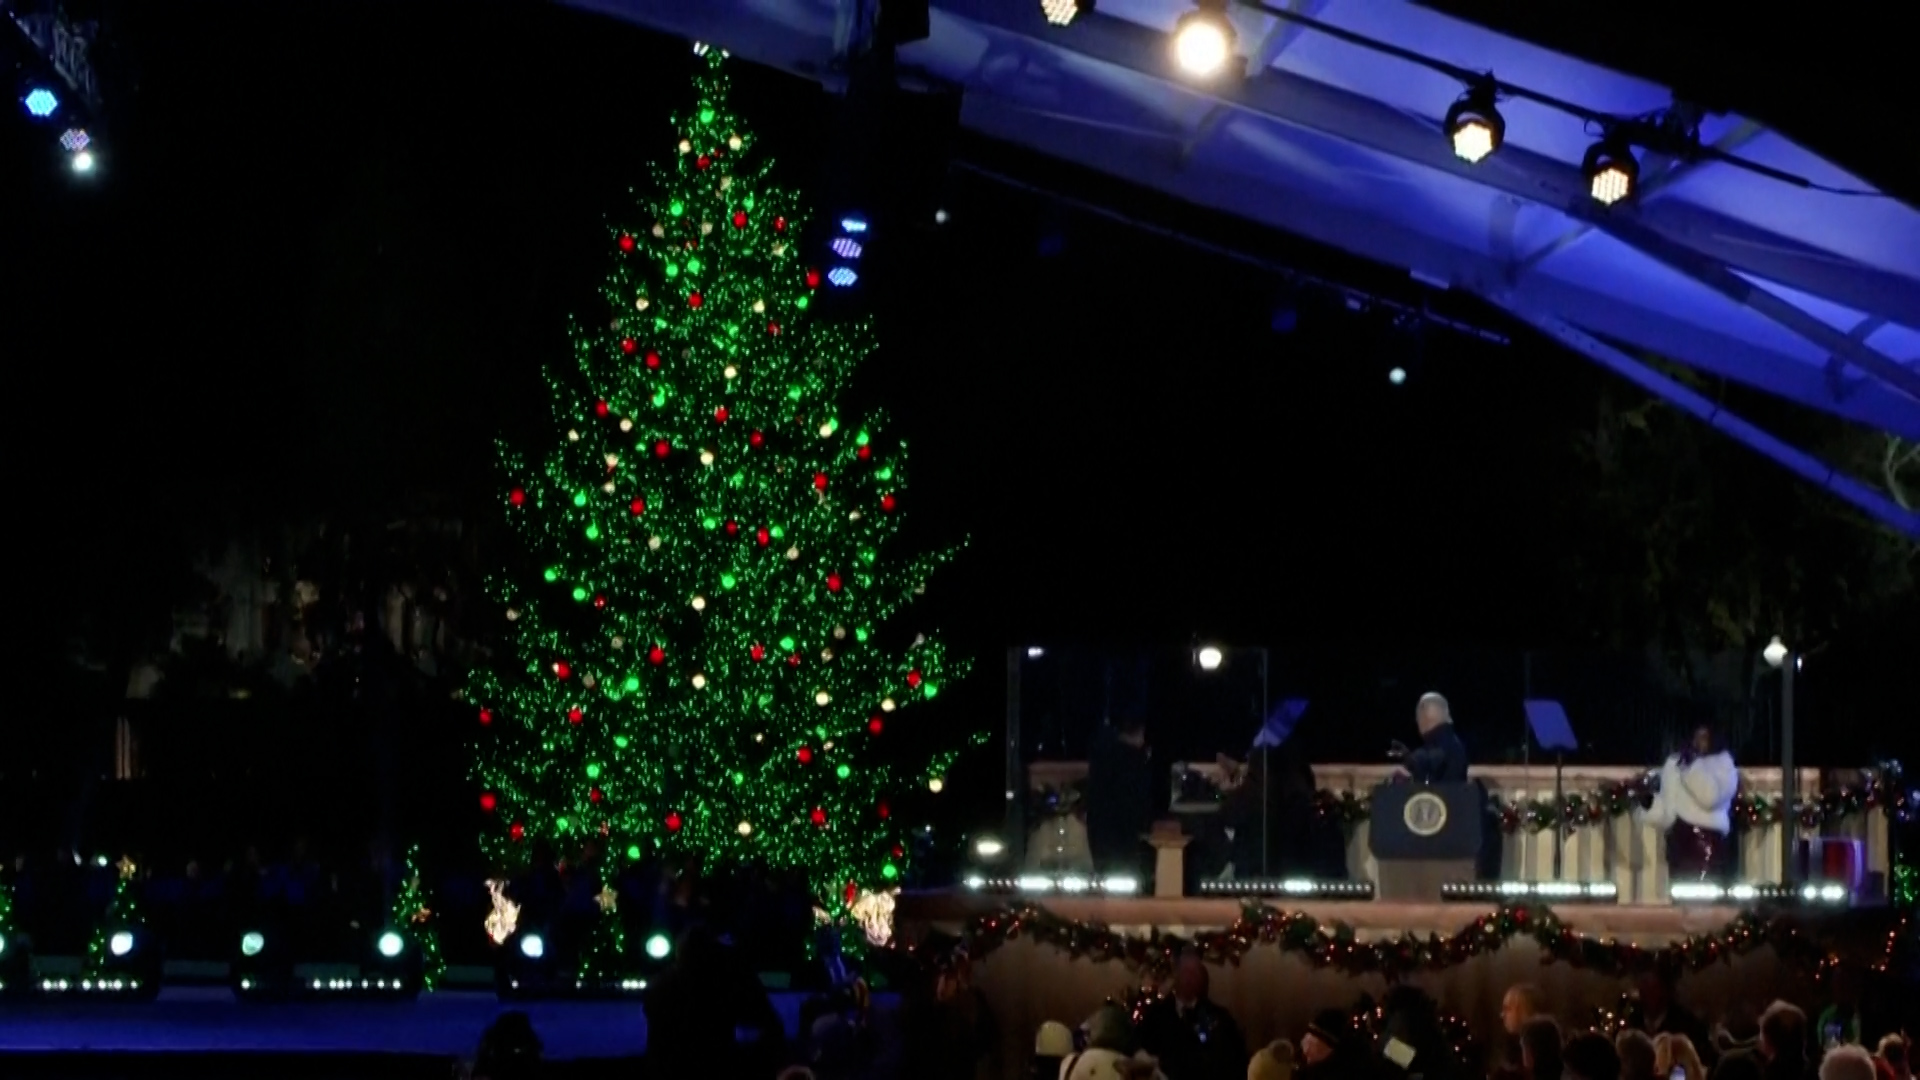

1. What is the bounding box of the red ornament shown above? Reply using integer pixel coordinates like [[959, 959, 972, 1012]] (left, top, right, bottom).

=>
[[654, 440, 671, 458], [621, 338, 636, 354], [688, 292, 704, 308], [666, 811, 683, 832], [890, 844, 904, 858], [750, 643, 766, 661], [619, 234, 635, 252], [593, 593, 607, 609], [880, 493, 897, 512], [868, 717, 884, 734], [479, 708, 494, 726], [554, 661, 572, 680], [510, 823, 525, 842], [877, 801, 891, 819], [732, 211, 748, 228], [630, 498, 646, 515], [813, 472, 829, 491], [856, 445, 870, 460], [696, 154, 711, 169], [755, 527, 769, 546], [480, 793, 497, 812], [748, 430, 765, 448], [906, 670, 923, 688], [805, 268, 821, 288], [589, 787, 603, 803], [844, 881, 858, 906], [809, 807, 827, 827], [797, 747, 813, 764], [714, 406, 729, 422], [788, 654, 802, 668], [648, 645, 666, 665], [509, 487, 526, 506], [826, 573, 843, 593], [774, 216, 787, 232], [645, 350, 661, 369], [725, 520, 739, 536], [568, 707, 583, 724], [595, 399, 609, 417], [767, 322, 780, 336]]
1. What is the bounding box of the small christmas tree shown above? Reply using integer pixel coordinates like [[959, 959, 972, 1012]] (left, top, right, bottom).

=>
[[84, 857, 146, 980], [469, 46, 966, 919], [387, 845, 446, 990]]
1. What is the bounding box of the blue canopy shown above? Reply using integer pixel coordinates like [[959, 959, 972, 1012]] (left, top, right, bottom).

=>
[[569, 0, 1920, 531]]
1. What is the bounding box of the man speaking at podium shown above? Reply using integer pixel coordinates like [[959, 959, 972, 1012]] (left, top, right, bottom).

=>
[[1396, 693, 1469, 783]]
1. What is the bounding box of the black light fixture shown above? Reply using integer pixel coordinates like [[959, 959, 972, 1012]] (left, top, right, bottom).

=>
[[1582, 133, 1639, 205], [1443, 81, 1504, 164], [1041, 0, 1095, 26]]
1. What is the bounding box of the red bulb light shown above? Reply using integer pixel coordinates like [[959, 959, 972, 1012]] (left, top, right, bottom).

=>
[[767, 322, 780, 336], [621, 338, 636, 354], [880, 493, 897, 512], [630, 498, 646, 515], [750, 643, 766, 661], [510, 822, 525, 841], [797, 747, 813, 764], [589, 787, 603, 803], [715, 406, 729, 423], [788, 654, 801, 667], [509, 487, 526, 506], [648, 645, 666, 665], [554, 661, 571, 680], [906, 670, 923, 688], [568, 707, 583, 724], [810, 807, 827, 827], [805, 269, 820, 288], [877, 801, 890, 819], [688, 292, 703, 309], [725, 520, 739, 536], [479, 708, 494, 726], [480, 792, 497, 812], [869, 717, 884, 734], [857, 445, 870, 460], [619, 234, 635, 251], [732, 211, 747, 228], [595, 400, 609, 417], [826, 573, 843, 593], [654, 440, 671, 458], [645, 350, 661, 369], [755, 527, 769, 546], [813, 472, 829, 491], [749, 430, 765, 448], [696, 154, 711, 169], [593, 593, 607, 609], [666, 811, 683, 832], [774, 216, 787, 232]]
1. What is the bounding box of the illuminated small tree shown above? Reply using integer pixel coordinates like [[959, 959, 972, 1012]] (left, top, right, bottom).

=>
[[469, 47, 965, 919], [387, 846, 446, 990]]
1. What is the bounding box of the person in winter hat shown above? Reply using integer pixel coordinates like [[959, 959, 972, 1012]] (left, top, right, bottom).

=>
[[1063, 1004, 1167, 1080]]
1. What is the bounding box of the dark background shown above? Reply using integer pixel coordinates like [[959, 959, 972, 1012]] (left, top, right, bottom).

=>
[[5, 2, 1916, 855]]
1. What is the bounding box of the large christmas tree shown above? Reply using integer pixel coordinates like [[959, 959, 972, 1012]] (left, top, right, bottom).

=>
[[471, 47, 964, 916]]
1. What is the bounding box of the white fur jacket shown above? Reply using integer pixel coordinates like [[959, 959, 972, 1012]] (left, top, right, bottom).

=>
[[1643, 751, 1737, 834]]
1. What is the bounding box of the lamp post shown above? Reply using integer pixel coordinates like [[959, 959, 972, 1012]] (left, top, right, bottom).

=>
[[1762, 635, 1795, 884]]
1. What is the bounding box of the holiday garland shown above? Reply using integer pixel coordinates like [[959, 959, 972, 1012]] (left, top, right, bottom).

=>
[[959, 901, 1832, 984], [1113, 984, 1481, 1067]]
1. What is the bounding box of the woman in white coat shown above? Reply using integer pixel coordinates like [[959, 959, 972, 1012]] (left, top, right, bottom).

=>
[[1644, 725, 1738, 881]]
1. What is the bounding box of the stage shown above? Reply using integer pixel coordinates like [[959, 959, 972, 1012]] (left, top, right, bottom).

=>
[[898, 890, 1858, 1079]]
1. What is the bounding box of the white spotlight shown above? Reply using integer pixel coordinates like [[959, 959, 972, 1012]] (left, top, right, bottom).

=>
[[1388, 367, 1407, 385], [71, 150, 95, 174], [1762, 635, 1789, 669], [1196, 646, 1224, 671], [109, 931, 135, 957], [1172, 8, 1236, 78], [377, 931, 404, 958], [519, 933, 545, 959]]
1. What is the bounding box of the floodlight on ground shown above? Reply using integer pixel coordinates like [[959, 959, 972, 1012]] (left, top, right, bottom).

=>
[[377, 931, 404, 958], [519, 933, 545, 959], [71, 150, 95, 174], [1582, 135, 1638, 205], [1196, 645, 1224, 671], [1389, 367, 1407, 385], [1041, 0, 1094, 26], [109, 931, 135, 957], [1443, 84, 1504, 164], [241, 931, 265, 957], [644, 933, 672, 960], [1172, 4, 1236, 79]]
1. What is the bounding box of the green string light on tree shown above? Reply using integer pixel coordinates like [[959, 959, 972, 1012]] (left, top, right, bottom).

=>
[[469, 46, 969, 920], [84, 859, 146, 980], [387, 845, 445, 990]]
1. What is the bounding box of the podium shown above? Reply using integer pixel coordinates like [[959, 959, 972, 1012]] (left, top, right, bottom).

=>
[[1367, 782, 1483, 901]]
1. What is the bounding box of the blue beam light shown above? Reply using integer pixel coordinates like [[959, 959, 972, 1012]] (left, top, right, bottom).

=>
[[830, 238, 863, 259], [24, 87, 60, 118], [827, 267, 859, 287]]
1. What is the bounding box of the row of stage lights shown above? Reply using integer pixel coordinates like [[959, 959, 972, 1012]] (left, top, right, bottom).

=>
[[1041, 0, 1645, 206], [955, 871, 1854, 906], [19, 85, 98, 175]]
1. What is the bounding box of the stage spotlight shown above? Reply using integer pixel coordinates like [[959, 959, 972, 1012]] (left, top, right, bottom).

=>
[[644, 933, 672, 960], [1441, 881, 1617, 903], [1041, 0, 1094, 26], [1197, 879, 1374, 899], [1443, 84, 1503, 164], [241, 931, 265, 957], [1582, 136, 1638, 205], [1172, 4, 1237, 79], [520, 932, 545, 959], [377, 931, 404, 958], [1196, 645, 1224, 671], [972, 835, 1007, 862], [824, 212, 867, 289], [23, 87, 59, 118], [963, 874, 1139, 895], [109, 931, 134, 957], [71, 150, 95, 174]]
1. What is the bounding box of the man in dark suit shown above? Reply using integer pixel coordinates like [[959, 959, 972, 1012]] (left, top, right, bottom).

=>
[[1402, 693, 1469, 783], [1086, 714, 1154, 882]]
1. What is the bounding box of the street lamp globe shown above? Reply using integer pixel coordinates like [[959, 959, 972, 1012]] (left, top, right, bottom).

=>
[[1762, 636, 1789, 669], [1196, 646, 1224, 671]]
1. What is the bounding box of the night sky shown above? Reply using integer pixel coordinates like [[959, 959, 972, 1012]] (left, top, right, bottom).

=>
[[9, 2, 1917, 767]]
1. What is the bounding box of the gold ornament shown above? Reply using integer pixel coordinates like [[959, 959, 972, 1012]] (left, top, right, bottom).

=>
[[772, 242, 787, 256], [115, 855, 137, 880], [652, 223, 666, 238], [412, 905, 432, 925], [752, 299, 766, 314], [678, 139, 691, 154], [700, 220, 713, 235], [728, 134, 742, 151], [595, 884, 619, 913]]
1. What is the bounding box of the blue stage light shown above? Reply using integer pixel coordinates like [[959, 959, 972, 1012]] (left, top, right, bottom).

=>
[[24, 88, 59, 117], [830, 238, 863, 259], [240, 931, 265, 957], [839, 216, 868, 233], [827, 267, 859, 287]]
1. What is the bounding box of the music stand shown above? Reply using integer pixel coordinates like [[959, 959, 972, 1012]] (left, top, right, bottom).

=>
[[1523, 700, 1579, 878]]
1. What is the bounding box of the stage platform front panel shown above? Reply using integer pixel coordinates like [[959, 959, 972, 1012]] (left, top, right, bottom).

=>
[[899, 891, 1806, 1080]]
